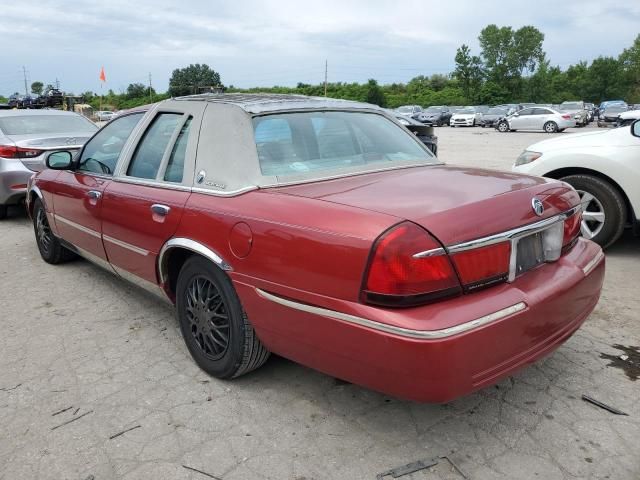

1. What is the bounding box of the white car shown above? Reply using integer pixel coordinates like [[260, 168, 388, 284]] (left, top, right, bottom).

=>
[[450, 107, 478, 127], [95, 111, 116, 122], [513, 121, 640, 248], [617, 110, 640, 127]]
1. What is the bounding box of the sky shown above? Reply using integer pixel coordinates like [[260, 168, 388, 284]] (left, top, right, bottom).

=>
[[1, 0, 639, 96]]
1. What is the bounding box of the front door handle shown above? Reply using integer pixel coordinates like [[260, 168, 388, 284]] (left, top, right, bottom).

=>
[[151, 204, 170, 216], [87, 190, 101, 199]]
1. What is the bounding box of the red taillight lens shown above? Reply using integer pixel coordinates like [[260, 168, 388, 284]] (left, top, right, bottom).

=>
[[451, 242, 511, 289], [0, 145, 44, 159], [563, 209, 582, 246], [363, 222, 461, 307], [561, 114, 572, 120]]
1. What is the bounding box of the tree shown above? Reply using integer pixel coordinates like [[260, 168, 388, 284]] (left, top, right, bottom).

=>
[[364, 79, 386, 107], [168, 64, 222, 97], [619, 34, 640, 102], [126, 82, 150, 99], [586, 57, 623, 103], [454, 44, 484, 102], [31, 81, 43, 95]]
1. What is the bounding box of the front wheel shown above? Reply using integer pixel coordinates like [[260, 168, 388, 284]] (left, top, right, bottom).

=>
[[544, 121, 558, 133], [32, 199, 75, 264], [560, 175, 626, 249], [176, 257, 270, 379], [497, 121, 509, 132]]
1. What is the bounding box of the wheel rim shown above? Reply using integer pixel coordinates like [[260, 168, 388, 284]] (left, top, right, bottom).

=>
[[184, 276, 230, 360], [499, 123, 507, 131], [576, 189, 605, 239], [35, 208, 52, 255], [545, 123, 554, 132]]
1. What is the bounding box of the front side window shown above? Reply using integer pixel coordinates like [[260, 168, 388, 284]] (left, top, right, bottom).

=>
[[127, 113, 182, 180], [78, 113, 143, 175], [253, 111, 435, 178]]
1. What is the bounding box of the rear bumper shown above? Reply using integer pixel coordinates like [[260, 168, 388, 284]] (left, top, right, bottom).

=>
[[0, 157, 33, 205], [235, 238, 604, 402]]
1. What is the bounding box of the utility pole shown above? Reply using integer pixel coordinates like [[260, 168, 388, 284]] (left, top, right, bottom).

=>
[[324, 59, 328, 97], [22, 66, 28, 96], [148, 73, 153, 102]]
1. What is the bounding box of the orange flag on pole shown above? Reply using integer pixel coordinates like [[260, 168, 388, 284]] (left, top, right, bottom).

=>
[[99, 66, 106, 83]]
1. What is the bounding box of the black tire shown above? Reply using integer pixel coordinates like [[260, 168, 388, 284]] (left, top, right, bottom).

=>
[[0, 205, 6, 220], [497, 121, 509, 133], [176, 256, 270, 379], [560, 175, 626, 249], [558, 128, 566, 132], [32, 199, 75, 264], [544, 121, 558, 133]]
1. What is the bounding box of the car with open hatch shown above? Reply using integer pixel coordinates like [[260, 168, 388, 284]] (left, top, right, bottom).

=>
[[27, 94, 605, 403]]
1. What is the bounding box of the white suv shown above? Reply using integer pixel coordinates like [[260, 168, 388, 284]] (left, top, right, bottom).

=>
[[513, 120, 640, 248]]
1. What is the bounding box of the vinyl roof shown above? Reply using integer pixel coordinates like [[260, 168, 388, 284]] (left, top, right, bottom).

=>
[[172, 93, 382, 114]]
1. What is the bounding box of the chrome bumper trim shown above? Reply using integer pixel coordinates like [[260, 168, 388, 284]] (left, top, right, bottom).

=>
[[54, 214, 101, 238], [256, 288, 526, 339], [103, 234, 149, 256], [583, 250, 605, 276]]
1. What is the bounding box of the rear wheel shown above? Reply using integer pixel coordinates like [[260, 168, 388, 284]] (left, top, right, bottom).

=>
[[544, 121, 558, 133], [32, 199, 76, 264], [497, 121, 509, 132], [560, 175, 626, 248], [0, 205, 6, 220], [176, 256, 270, 379]]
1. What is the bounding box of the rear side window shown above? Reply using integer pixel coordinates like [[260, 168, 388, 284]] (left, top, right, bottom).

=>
[[518, 108, 533, 116], [127, 113, 181, 180], [164, 117, 192, 183]]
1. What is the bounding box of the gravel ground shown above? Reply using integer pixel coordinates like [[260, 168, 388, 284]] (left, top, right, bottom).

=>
[[1, 124, 639, 480]]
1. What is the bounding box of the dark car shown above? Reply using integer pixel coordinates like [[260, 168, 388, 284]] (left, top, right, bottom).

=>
[[481, 107, 509, 128], [419, 106, 451, 126], [392, 112, 438, 155], [598, 104, 629, 127]]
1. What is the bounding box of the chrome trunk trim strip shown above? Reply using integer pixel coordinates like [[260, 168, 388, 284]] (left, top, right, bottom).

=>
[[256, 288, 526, 339], [412, 247, 445, 259]]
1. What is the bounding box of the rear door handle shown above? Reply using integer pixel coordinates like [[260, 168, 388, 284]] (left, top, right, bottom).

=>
[[151, 204, 170, 216], [87, 190, 101, 199]]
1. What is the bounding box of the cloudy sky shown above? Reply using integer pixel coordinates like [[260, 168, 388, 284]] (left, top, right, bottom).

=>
[[1, 0, 638, 96]]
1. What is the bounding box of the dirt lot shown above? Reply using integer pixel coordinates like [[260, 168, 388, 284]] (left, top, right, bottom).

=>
[[1, 125, 639, 480]]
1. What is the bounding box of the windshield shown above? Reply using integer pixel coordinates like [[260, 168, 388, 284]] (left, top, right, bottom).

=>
[[457, 108, 475, 114], [0, 115, 97, 135], [253, 111, 436, 178], [424, 107, 442, 113], [487, 108, 507, 115]]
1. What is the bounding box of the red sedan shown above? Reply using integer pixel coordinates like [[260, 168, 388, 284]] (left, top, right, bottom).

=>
[[26, 94, 605, 402]]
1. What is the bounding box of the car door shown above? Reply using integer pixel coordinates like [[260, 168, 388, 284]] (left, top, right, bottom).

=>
[[100, 102, 205, 288], [51, 112, 145, 264], [510, 108, 534, 129]]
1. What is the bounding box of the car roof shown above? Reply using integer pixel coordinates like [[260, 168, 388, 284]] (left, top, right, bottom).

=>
[[172, 93, 383, 114], [0, 109, 81, 117]]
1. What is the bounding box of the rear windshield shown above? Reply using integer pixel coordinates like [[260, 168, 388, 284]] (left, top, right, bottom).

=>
[[0, 115, 98, 135], [253, 111, 435, 178]]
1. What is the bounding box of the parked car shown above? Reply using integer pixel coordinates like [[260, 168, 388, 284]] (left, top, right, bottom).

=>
[[584, 103, 596, 122], [0, 110, 98, 219], [95, 111, 116, 122], [558, 101, 588, 127], [496, 106, 575, 133], [449, 107, 479, 127], [391, 112, 438, 155], [513, 120, 640, 248], [617, 109, 640, 127], [598, 103, 629, 127], [27, 94, 604, 403], [420, 106, 452, 126], [480, 107, 509, 128], [394, 105, 429, 123]]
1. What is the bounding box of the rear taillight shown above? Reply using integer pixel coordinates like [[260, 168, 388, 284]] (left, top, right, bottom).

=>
[[561, 114, 572, 120], [362, 222, 461, 307], [451, 242, 511, 290], [0, 145, 44, 159], [563, 208, 582, 247]]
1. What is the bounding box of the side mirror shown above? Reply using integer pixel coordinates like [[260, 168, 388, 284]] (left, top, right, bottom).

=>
[[632, 119, 640, 138], [46, 150, 74, 170]]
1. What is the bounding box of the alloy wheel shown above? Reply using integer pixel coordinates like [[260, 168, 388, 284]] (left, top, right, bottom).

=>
[[36, 208, 52, 255], [577, 189, 606, 239], [184, 276, 231, 360]]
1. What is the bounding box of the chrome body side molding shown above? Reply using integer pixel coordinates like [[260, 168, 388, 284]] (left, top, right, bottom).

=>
[[256, 288, 526, 340], [103, 234, 150, 256], [53, 214, 101, 238], [158, 237, 232, 284]]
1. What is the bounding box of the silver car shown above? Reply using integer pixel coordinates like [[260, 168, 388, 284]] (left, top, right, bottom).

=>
[[0, 110, 98, 218], [496, 106, 576, 133]]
